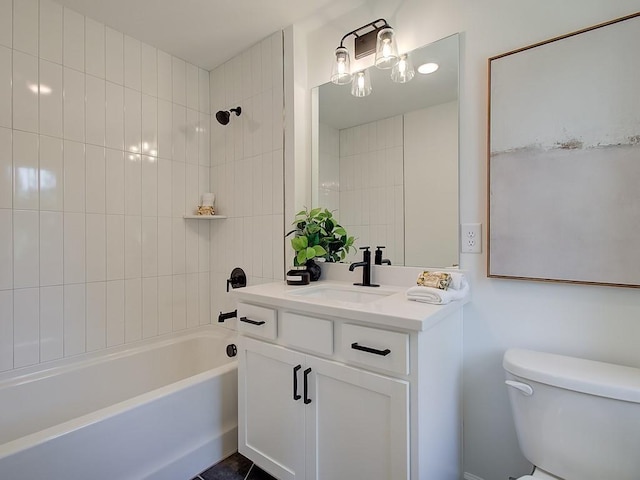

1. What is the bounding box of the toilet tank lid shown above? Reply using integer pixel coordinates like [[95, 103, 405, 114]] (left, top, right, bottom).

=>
[[503, 349, 640, 403]]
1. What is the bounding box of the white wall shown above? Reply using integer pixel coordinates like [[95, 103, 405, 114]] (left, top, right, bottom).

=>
[[209, 31, 286, 323], [0, 0, 213, 372], [295, 1, 640, 479]]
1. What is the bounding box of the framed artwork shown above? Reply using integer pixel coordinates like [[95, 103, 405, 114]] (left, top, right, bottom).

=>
[[488, 12, 640, 288]]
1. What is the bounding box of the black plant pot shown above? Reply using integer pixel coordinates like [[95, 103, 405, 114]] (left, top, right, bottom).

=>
[[305, 259, 322, 282]]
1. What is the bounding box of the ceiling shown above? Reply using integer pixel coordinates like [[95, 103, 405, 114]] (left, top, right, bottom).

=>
[[54, 0, 339, 70]]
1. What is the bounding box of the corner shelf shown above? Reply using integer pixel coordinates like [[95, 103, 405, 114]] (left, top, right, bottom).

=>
[[183, 215, 228, 219]]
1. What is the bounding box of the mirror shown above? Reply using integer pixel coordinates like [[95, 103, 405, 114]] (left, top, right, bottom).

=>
[[311, 34, 459, 267]]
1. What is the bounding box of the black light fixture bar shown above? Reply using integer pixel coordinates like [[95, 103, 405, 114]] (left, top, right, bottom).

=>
[[338, 18, 390, 59]]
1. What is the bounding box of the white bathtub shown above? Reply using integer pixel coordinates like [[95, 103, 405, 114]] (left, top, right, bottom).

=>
[[0, 326, 238, 480]]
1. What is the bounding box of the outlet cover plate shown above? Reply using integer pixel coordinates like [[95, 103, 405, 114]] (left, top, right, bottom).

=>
[[461, 223, 482, 253]]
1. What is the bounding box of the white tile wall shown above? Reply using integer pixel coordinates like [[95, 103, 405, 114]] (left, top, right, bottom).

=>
[[209, 31, 285, 323], [0, 1, 214, 372]]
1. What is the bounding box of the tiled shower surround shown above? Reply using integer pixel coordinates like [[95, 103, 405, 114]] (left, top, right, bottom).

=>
[[0, 0, 285, 372]]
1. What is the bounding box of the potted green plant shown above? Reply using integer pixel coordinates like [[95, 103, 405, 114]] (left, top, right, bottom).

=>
[[285, 207, 356, 280]]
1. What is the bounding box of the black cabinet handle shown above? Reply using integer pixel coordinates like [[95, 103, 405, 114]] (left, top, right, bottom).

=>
[[303, 368, 312, 404], [293, 365, 302, 401], [351, 342, 391, 356], [239, 317, 266, 326]]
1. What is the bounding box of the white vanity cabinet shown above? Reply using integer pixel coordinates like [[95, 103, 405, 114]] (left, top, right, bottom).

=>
[[233, 282, 463, 480]]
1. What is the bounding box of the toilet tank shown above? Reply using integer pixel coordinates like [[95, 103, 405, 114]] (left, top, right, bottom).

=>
[[503, 349, 640, 480]]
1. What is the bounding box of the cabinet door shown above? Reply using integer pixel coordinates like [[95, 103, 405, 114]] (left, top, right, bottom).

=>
[[238, 337, 306, 480], [305, 356, 410, 480]]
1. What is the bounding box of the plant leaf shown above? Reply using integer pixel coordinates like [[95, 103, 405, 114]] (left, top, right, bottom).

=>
[[313, 245, 327, 256], [306, 246, 316, 259], [296, 249, 307, 265], [334, 226, 346, 236], [309, 207, 322, 218], [291, 236, 307, 251]]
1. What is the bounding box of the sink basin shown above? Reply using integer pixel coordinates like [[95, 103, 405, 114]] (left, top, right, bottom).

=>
[[288, 285, 395, 304]]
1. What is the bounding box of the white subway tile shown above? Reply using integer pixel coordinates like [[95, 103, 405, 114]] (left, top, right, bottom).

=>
[[39, 135, 63, 211], [86, 281, 106, 351], [40, 285, 63, 362], [157, 99, 172, 159], [172, 56, 186, 106], [39, 59, 63, 138], [85, 18, 105, 78], [261, 91, 273, 153], [262, 152, 273, 215], [0, 47, 11, 128], [124, 215, 141, 279], [63, 8, 84, 71], [156, 157, 171, 217], [14, 287, 39, 368], [13, 51, 38, 133], [105, 148, 124, 214], [14, 210, 39, 288], [185, 163, 198, 217], [105, 27, 123, 85], [262, 214, 274, 279], [185, 218, 198, 274], [198, 166, 209, 208], [172, 104, 186, 162], [157, 50, 171, 101], [141, 43, 157, 97], [198, 221, 209, 273], [186, 108, 198, 165], [171, 160, 185, 217], [157, 217, 172, 275], [141, 216, 157, 277], [273, 214, 284, 280], [106, 214, 124, 280], [64, 283, 85, 356], [198, 68, 209, 114], [142, 276, 158, 338], [0, 0, 11, 49], [172, 273, 186, 331], [241, 50, 251, 102], [85, 145, 105, 214], [124, 88, 141, 154], [63, 211, 85, 284], [124, 277, 142, 342], [261, 37, 272, 92], [186, 272, 198, 329], [251, 43, 261, 97], [63, 67, 85, 142], [13, 0, 38, 56], [39, 0, 62, 64], [124, 152, 141, 215], [252, 155, 263, 216], [85, 213, 106, 282], [105, 279, 124, 346], [105, 82, 124, 150], [198, 113, 210, 167], [198, 271, 209, 325], [39, 210, 63, 286], [186, 63, 198, 111], [141, 94, 157, 156], [85, 75, 106, 146], [157, 275, 171, 335], [172, 217, 185, 274], [0, 209, 12, 290], [141, 155, 157, 215], [123, 35, 140, 91], [13, 130, 39, 210], [63, 140, 85, 212], [209, 66, 223, 116], [0, 290, 12, 371]]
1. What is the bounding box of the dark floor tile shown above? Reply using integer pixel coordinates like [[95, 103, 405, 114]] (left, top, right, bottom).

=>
[[246, 464, 278, 480], [200, 452, 254, 480]]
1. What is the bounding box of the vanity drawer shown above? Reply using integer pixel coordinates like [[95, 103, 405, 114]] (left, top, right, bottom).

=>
[[341, 324, 409, 375], [236, 303, 277, 340], [279, 312, 333, 356]]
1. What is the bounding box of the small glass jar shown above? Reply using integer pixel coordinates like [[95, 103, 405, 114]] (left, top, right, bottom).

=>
[[286, 266, 310, 285]]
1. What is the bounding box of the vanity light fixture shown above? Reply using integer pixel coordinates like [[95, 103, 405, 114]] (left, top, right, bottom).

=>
[[330, 18, 412, 97]]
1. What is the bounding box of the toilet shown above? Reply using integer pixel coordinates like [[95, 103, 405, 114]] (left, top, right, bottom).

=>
[[503, 348, 640, 480]]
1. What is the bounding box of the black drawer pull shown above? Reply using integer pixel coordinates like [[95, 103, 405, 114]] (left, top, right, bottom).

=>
[[303, 368, 312, 404], [351, 342, 391, 356], [293, 365, 302, 401], [239, 317, 266, 326]]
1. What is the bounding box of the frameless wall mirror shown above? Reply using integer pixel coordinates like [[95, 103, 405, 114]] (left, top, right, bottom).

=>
[[311, 33, 459, 267]]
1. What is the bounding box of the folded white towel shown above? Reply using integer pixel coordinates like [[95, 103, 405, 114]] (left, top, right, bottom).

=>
[[447, 272, 466, 291], [406, 276, 469, 305]]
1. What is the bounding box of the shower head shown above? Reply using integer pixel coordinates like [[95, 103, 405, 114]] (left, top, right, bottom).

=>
[[215, 107, 242, 125]]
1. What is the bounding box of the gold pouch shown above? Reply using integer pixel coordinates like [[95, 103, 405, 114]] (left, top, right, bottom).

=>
[[416, 271, 451, 290]]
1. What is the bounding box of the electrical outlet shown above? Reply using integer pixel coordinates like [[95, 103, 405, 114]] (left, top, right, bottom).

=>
[[461, 223, 482, 253]]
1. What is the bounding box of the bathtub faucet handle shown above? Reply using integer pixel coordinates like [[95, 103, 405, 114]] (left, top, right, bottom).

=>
[[218, 310, 237, 323]]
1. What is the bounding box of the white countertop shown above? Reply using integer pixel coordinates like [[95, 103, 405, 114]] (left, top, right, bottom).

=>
[[230, 280, 468, 332]]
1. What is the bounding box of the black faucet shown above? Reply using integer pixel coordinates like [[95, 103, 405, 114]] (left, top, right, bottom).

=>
[[374, 246, 391, 265], [349, 247, 379, 287]]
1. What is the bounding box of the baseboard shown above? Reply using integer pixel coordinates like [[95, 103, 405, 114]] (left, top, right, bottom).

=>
[[464, 473, 486, 480]]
